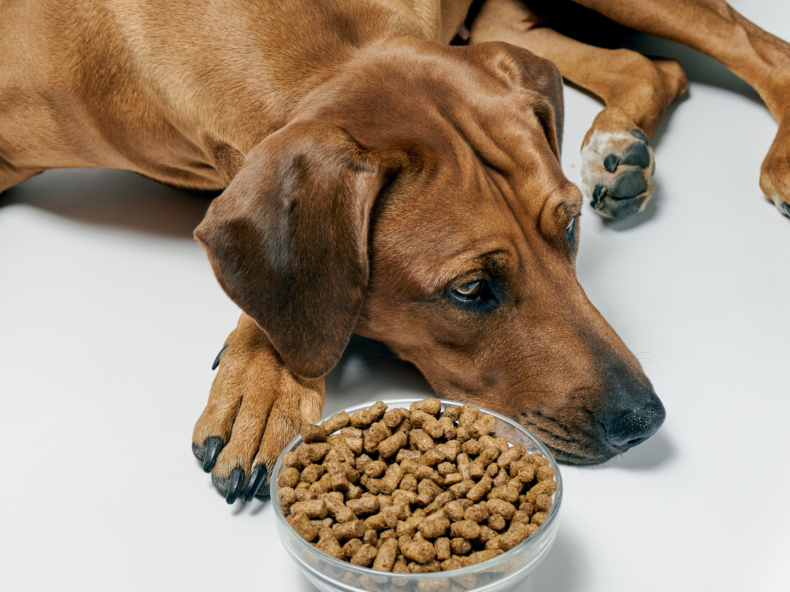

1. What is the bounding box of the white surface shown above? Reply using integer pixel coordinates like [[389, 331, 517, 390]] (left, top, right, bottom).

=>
[[2, 2, 789, 591]]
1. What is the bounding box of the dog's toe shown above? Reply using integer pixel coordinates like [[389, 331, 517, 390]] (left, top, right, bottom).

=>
[[784, 202, 790, 217], [582, 129, 655, 220]]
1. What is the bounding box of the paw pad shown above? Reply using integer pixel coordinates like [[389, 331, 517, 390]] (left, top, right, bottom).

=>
[[581, 129, 655, 220]]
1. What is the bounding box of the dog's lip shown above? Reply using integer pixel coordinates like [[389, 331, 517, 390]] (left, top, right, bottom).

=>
[[512, 414, 621, 465]]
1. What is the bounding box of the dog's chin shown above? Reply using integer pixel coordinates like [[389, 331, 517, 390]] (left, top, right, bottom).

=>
[[511, 416, 620, 466]]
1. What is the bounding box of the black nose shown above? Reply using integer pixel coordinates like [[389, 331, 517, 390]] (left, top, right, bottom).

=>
[[601, 394, 666, 450]]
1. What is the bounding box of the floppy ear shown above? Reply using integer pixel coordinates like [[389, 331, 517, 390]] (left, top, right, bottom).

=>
[[194, 121, 386, 378], [470, 42, 565, 158]]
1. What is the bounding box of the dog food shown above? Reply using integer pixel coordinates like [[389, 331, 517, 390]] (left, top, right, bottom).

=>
[[277, 399, 556, 574]]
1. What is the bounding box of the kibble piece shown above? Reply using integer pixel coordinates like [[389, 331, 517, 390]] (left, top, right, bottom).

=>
[[366, 509, 398, 531], [316, 528, 344, 560], [531, 512, 548, 526], [300, 463, 325, 485], [486, 463, 499, 478], [301, 424, 328, 443], [493, 468, 510, 487], [448, 479, 475, 499], [320, 493, 355, 523], [455, 426, 471, 443], [465, 549, 503, 566], [291, 512, 319, 542], [461, 439, 482, 457], [417, 478, 443, 505], [466, 475, 493, 502], [408, 559, 442, 574], [379, 431, 408, 459], [443, 500, 468, 522], [511, 510, 531, 525], [525, 479, 557, 504], [535, 493, 552, 512], [277, 467, 300, 489], [281, 451, 303, 470], [410, 398, 441, 417], [309, 473, 331, 495], [424, 491, 453, 514], [326, 461, 350, 492], [496, 445, 525, 469], [464, 503, 489, 523], [418, 510, 450, 538], [420, 448, 446, 467], [394, 418, 412, 436], [321, 411, 351, 435], [364, 422, 392, 454], [435, 537, 451, 561], [440, 556, 466, 572], [383, 408, 404, 428], [380, 464, 404, 495], [475, 525, 497, 545], [369, 401, 388, 422], [333, 519, 367, 542], [400, 536, 436, 564], [437, 462, 456, 477], [365, 460, 387, 478], [471, 414, 496, 438], [422, 417, 444, 439], [440, 406, 460, 421], [350, 409, 374, 428], [498, 522, 537, 551], [450, 520, 481, 540], [396, 449, 422, 463], [363, 529, 378, 546], [487, 514, 506, 531], [278, 486, 297, 515], [345, 483, 363, 500], [436, 440, 460, 461], [477, 446, 500, 466], [444, 473, 462, 486], [450, 537, 472, 555], [343, 538, 363, 558], [290, 499, 328, 520], [310, 517, 334, 529], [355, 454, 373, 474], [399, 473, 418, 492], [517, 464, 536, 484], [537, 465, 556, 482], [350, 544, 378, 567], [372, 538, 399, 572], [519, 501, 535, 517], [488, 483, 520, 503], [410, 429, 434, 452], [487, 499, 516, 520], [345, 437, 363, 455], [458, 405, 479, 427], [438, 417, 457, 440], [347, 496, 380, 517]]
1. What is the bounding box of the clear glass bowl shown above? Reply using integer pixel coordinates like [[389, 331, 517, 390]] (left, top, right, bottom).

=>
[[271, 398, 563, 592]]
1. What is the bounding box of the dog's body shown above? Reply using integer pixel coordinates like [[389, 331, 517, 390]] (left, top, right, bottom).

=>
[[3, 0, 789, 502]]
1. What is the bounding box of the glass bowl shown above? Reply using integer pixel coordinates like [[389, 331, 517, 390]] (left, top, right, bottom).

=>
[[271, 398, 563, 592]]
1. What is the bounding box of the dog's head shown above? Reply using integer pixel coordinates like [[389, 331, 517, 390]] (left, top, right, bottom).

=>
[[195, 39, 665, 464]]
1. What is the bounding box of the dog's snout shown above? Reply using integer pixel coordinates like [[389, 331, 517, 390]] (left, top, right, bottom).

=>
[[600, 393, 666, 451]]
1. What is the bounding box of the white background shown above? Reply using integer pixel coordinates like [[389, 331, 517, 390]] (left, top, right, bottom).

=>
[[1, 1, 788, 590]]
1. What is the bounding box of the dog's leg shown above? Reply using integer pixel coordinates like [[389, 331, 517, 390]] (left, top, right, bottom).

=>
[[569, 0, 790, 217], [469, 0, 688, 219], [191, 313, 324, 503]]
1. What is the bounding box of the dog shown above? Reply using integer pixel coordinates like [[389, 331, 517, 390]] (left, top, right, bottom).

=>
[[2, 0, 788, 504]]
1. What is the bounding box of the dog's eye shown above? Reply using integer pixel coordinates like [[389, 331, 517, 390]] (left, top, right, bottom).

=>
[[565, 215, 579, 254], [448, 279, 501, 313]]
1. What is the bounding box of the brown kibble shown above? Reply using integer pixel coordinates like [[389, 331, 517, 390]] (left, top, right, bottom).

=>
[[301, 424, 327, 443], [340, 427, 363, 438], [448, 479, 475, 499], [343, 538, 363, 558], [455, 426, 471, 443], [400, 536, 436, 564], [444, 473, 462, 486], [418, 510, 450, 538], [355, 454, 373, 474], [486, 463, 499, 478], [290, 499, 328, 520], [422, 417, 444, 439], [363, 529, 378, 546], [477, 446, 501, 466], [365, 508, 398, 531], [372, 538, 399, 572], [519, 501, 535, 516], [300, 463, 324, 485], [396, 449, 422, 463], [498, 522, 537, 551], [471, 414, 496, 438], [394, 417, 412, 435], [493, 468, 510, 487], [464, 503, 489, 523], [531, 511, 548, 526], [301, 442, 333, 464], [320, 493, 355, 523], [326, 461, 350, 492], [345, 483, 363, 500], [408, 559, 441, 574], [278, 487, 297, 515], [440, 556, 466, 572], [443, 499, 470, 522], [458, 405, 479, 427], [399, 473, 418, 492], [435, 440, 461, 462], [517, 464, 536, 484], [321, 411, 351, 435], [364, 422, 392, 454], [440, 406, 461, 421], [525, 479, 557, 504], [350, 408, 373, 428], [487, 514, 506, 531], [496, 445, 526, 469], [488, 483, 520, 504], [380, 463, 404, 495], [310, 517, 334, 529], [294, 481, 314, 502], [537, 465, 556, 482], [535, 493, 552, 512], [277, 467, 300, 489], [316, 528, 344, 560], [420, 448, 446, 467], [465, 549, 503, 566], [468, 462, 486, 479], [333, 519, 367, 542], [383, 408, 404, 428], [365, 460, 387, 478], [369, 401, 388, 421], [409, 429, 434, 452], [392, 556, 409, 574], [460, 439, 482, 457], [424, 491, 453, 514], [437, 462, 456, 476], [417, 478, 443, 505], [511, 510, 531, 525], [379, 431, 408, 458], [347, 496, 379, 516], [466, 475, 493, 502], [450, 537, 472, 555], [345, 437, 363, 455], [350, 543, 378, 567], [487, 498, 516, 520], [435, 537, 451, 561], [410, 398, 441, 417], [450, 520, 481, 540], [475, 524, 498, 545], [281, 451, 303, 470], [291, 512, 319, 542], [309, 473, 331, 495]]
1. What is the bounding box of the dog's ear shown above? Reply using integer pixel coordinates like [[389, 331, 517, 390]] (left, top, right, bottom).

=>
[[470, 42, 565, 158], [195, 121, 386, 378]]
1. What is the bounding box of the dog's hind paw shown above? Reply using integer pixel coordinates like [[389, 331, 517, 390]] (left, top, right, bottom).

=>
[[759, 126, 790, 219], [581, 129, 655, 220]]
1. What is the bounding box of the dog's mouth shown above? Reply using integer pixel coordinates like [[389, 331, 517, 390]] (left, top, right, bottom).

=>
[[511, 412, 622, 466]]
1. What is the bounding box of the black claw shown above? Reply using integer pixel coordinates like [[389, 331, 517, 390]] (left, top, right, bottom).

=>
[[783, 202, 790, 217], [621, 142, 651, 169], [609, 169, 648, 199], [603, 154, 620, 172], [212, 344, 229, 370], [203, 437, 222, 473], [591, 184, 606, 206], [243, 465, 268, 502], [630, 129, 649, 144], [226, 467, 246, 504]]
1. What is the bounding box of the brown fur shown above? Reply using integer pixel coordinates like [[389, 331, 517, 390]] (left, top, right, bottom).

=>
[[2, 0, 789, 496]]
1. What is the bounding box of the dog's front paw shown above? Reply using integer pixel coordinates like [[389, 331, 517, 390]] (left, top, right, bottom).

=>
[[581, 128, 655, 220], [760, 127, 790, 218], [192, 314, 325, 503]]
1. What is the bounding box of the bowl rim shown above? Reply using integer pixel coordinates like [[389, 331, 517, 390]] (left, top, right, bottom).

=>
[[270, 397, 563, 582]]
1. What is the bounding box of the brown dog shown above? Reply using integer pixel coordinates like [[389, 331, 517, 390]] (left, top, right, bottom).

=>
[[2, 0, 788, 503]]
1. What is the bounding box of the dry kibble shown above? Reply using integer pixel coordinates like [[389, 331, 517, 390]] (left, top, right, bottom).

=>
[[383, 408, 404, 428], [280, 401, 556, 574], [350, 543, 378, 567]]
